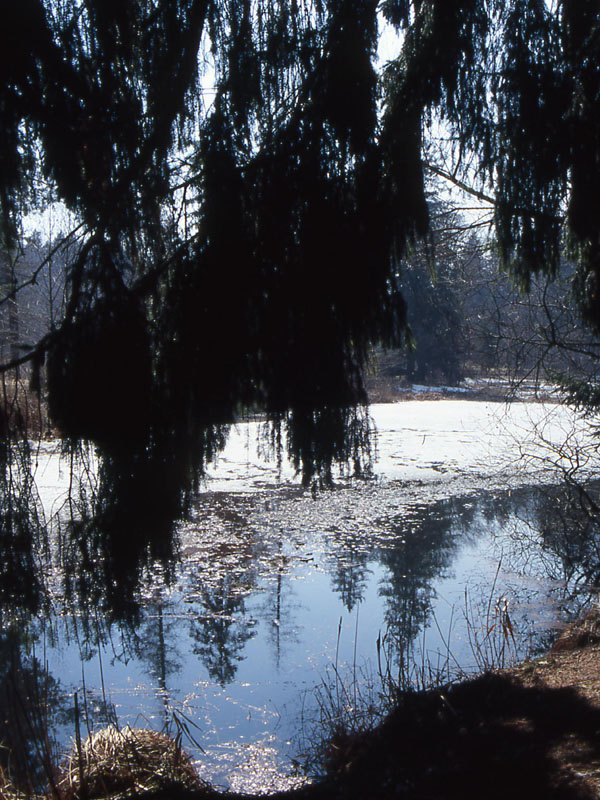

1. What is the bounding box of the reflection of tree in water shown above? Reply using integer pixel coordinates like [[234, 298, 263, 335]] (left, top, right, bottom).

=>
[[322, 495, 488, 646], [261, 530, 303, 668], [131, 591, 182, 723], [441, 482, 600, 607], [56, 446, 183, 621], [0, 626, 72, 789], [190, 575, 256, 686], [375, 497, 482, 663], [265, 533, 290, 668], [376, 482, 600, 662], [329, 538, 370, 613], [512, 481, 600, 602], [373, 483, 600, 670], [0, 442, 46, 615]]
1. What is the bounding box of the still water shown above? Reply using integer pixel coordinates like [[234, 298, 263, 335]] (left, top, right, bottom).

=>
[[7, 401, 600, 791]]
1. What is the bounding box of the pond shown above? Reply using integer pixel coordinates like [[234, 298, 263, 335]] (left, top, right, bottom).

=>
[[3, 400, 600, 792]]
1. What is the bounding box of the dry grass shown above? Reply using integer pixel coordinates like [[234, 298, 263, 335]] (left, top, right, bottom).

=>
[[56, 726, 205, 799], [0, 375, 53, 439]]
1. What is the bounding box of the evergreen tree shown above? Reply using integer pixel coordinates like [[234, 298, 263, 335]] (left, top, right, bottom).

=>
[[1, 0, 599, 499]]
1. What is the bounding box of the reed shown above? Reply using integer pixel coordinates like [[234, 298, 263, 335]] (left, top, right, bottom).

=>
[[301, 579, 525, 778]]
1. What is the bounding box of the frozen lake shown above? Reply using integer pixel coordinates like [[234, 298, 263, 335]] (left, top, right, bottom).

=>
[[8, 400, 600, 791]]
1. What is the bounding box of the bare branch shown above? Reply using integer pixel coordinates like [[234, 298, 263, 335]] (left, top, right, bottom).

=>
[[0, 222, 87, 309]]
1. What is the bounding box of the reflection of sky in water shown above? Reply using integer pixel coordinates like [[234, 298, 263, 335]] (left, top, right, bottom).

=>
[[37, 482, 580, 790], [13, 402, 600, 790]]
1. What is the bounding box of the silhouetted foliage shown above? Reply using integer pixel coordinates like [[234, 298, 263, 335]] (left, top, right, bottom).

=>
[[1, 1, 600, 609], [3, 1, 600, 481]]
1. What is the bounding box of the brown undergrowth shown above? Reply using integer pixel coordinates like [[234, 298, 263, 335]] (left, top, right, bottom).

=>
[[0, 375, 53, 439]]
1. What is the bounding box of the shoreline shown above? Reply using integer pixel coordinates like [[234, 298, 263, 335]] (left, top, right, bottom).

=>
[[38, 608, 600, 800], [366, 375, 562, 405]]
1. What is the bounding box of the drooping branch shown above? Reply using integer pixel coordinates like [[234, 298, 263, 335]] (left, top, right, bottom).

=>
[[1, 0, 600, 488]]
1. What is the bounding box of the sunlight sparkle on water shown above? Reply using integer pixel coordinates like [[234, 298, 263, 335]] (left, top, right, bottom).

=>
[[17, 401, 598, 791]]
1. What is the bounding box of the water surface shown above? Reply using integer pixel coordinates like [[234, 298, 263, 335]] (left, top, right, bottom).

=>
[[5, 401, 599, 791]]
